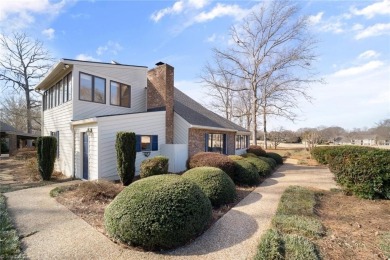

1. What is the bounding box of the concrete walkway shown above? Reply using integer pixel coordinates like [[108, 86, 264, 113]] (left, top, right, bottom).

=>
[[4, 163, 338, 260]]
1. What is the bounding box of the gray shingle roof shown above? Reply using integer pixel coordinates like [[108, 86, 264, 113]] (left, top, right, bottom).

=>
[[0, 121, 17, 133], [174, 88, 249, 132]]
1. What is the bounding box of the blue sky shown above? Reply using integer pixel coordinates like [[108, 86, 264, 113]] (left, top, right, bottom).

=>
[[0, 0, 389, 131]]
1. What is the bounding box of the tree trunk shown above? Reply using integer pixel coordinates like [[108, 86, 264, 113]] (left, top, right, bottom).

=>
[[252, 94, 257, 145], [263, 106, 267, 149], [25, 89, 32, 134]]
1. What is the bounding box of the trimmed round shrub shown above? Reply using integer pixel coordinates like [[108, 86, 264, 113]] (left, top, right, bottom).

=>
[[247, 145, 267, 157], [259, 156, 277, 169], [244, 157, 272, 177], [104, 174, 212, 250], [241, 153, 258, 158], [140, 156, 169, 178], [233, 160, 260, 186], [266, 152, 283, 165], [187, 152, 236, 179], [182, 167, 236, 207], [228, 155, 244, 161]]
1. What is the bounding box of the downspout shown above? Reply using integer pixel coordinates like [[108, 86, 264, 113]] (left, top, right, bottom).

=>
[[72, 125, 76, 179]]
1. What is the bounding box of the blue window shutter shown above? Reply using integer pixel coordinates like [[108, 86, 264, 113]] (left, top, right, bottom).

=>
[[204, 134, 209, 152], [223, 134, 227, 154], [151, 135, 158, 151], [135, 135, 141, 152]]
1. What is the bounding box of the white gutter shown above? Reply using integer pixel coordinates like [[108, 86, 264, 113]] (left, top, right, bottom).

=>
[[71, 118, 98, 126], [189, 124, 238, 133]]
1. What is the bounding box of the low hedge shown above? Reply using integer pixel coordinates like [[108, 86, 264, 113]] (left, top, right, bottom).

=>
[[228, 155, 244, 161], [259, 156, 277, 169], [140, 156, 169, 178], [187, 152, 236, 179], [233, 160, 260, 186], [241, 153, 258, 158], [104, 174, 211, 250], [246, 145, 267, 157], [244, 157, 272, 177], [311, 146, 390, 199], [266, 152, 283, 165], [182, 167, 236, 207]]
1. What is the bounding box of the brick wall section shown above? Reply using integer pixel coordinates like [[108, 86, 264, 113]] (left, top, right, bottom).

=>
[[147, 64, 174, 144], [188, 128, 235, 158]]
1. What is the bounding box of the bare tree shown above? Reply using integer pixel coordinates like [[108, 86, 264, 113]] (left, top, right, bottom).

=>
[[268, 127, 286, 149], [0, 32, 53, 133], [1, 95, 41, 133], [205, 0, 319, 147]]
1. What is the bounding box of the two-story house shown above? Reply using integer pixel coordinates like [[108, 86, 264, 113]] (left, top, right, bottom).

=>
[[35, 59, 250, 180]]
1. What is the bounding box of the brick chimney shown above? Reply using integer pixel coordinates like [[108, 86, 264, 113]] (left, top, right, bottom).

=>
[[147, 62, 174, 144]]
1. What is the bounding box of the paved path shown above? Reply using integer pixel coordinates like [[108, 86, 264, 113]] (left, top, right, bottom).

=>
[[4, 163, 338, 260]]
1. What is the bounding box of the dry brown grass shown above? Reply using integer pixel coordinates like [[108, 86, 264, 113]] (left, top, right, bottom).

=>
[[266, 148, 320, 166]]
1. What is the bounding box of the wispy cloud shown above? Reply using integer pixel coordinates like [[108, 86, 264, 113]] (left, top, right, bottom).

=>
[[75, 54, 100, 62], [42, 28, 55, 40], [150, 0, 209, 22], [308, 12, 323, 25], [194, 3, 248, 23], [0, 0, 68, 30], [355, 23, 390, 39], [96, 41, 123, 56], [350, 0, 390, 19], [332, 60, 384, 77], [358, 50, 380, 60]]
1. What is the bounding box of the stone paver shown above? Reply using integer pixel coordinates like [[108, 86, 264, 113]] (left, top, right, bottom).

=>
[[4, 163, 338, 260]]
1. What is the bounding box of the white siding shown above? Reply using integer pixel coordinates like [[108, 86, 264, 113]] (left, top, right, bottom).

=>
[[72, 64, 147, 121], [73, 124, 98, 180], [173, 112, 190, 144], [97, 111, 166, 180], [42, 101, 73, 177]]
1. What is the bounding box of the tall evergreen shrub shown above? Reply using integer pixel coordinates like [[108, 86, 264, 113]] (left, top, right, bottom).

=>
[[37, 136, 57, 181], [115, 132, 136, 186]]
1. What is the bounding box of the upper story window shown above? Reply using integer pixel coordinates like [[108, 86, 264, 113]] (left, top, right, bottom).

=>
[[79, 72, 106, 104], [110, 81, 131, 107], [43, 72, 72, 111]]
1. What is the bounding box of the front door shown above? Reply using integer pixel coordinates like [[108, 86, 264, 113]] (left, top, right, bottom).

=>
[[82, 132, 89, 180]]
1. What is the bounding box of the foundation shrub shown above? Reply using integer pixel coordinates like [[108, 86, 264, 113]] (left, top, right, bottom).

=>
[[187, 152, 236, 179], [104, 174, 212, 250], [233, 160, 260, 186], [241, 153, 258, 158], [246, 145, 267, 157], [36, 136, 57, 181], [140, 156, 169, 178], [228, 155, 244, 161], [266, 152, 283, 165], [244, 157, 272, 177], [259, 156, 277, 169], [115, 132, 136, 186], [182, 167, 236, 207]]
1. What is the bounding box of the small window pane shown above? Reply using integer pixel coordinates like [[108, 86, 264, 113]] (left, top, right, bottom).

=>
[[141, 136, 151, 151], [110, 81, 120, 105], [94, 77, 105, 103], [121, 84, 130, 107], [80, 73, 92, 101], [68, 73, 72, 101]]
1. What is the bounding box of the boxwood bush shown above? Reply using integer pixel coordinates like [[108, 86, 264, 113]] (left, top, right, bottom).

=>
[[115, 132, 136, 186], [244, 157, 272, 177], [140, 156, 169, 178], [104, 174, 211, 250], [37, 136, 57, 180], [266, 152, 283, 165], [259, 156, 277, 169], [312, 146, 390, 199], [246, 145, 267, 157], [241, 153, 258, 158], [182, 167, 236, 207], [233, 160, 260, 186], [187, 152, 236, 179]]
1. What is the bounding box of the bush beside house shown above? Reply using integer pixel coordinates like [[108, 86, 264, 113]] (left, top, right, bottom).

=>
[[104, 174, 211, 250], [115, 132, 136, 186], [247, 145, 267, 157], [182, 167, 236, 207], [140, 156, 169, 178], [187, 152, 236, 179], [36, 136, 57, 180]]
